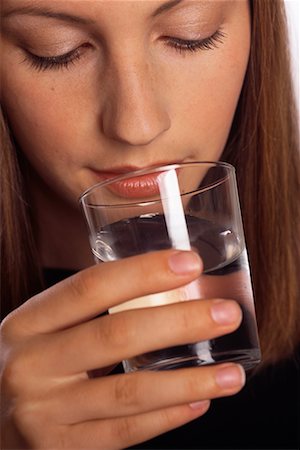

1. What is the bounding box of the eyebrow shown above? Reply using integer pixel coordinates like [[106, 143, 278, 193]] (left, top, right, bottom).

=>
[[152, 0, 183, 17], [1, 5, 95, 25], [2, 0, 184, 24]]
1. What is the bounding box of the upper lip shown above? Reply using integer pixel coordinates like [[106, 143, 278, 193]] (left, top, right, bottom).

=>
[[94, 160, 184, 175]]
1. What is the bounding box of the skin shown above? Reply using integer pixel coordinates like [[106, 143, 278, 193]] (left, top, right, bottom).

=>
[[0, 1, 251, 448]]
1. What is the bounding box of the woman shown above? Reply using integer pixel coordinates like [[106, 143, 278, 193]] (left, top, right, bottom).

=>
[[1, 0, 299, 449]]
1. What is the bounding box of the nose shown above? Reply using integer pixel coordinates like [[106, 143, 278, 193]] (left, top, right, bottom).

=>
[[101, 55, 170, 146]]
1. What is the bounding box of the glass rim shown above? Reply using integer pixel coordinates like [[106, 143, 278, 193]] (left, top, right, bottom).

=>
[[79, 160, 235, 208]]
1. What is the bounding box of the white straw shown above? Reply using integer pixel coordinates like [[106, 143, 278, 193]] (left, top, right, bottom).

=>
[[158, 169, 191, 250], [158, 169, 201, 300]]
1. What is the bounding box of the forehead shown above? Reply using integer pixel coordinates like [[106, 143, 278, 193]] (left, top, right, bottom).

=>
[[1, 0, 233, 19]]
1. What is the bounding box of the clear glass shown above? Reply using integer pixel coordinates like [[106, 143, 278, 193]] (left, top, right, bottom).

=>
[[80, 162, 261, 372]]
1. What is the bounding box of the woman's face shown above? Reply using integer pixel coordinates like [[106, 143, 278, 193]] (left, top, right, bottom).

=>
[[1, 0, 251, 205]]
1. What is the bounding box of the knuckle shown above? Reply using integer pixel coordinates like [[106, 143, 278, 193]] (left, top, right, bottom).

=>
[[100, 313, 135, 349], [67, 268, 95, 300], [92, 317, 111, 348], [137, 256, 153, 280], [1, 349, 28, 394], [113, 375, 139, 408], [0, 311, 21, 343], [176, 303, 193, 336], [11, 401, 58, 449], [184, 371, 204, 399], [113, 314, 136, 347], [0, 314, 13, 340], [11, 400, 36, 429], [159, 407, 178, 428], [115, 416, 137, 443], [133, 253, 163, 290]]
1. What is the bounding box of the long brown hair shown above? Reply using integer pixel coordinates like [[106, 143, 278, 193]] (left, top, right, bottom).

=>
[[1, 0, 300, 367]]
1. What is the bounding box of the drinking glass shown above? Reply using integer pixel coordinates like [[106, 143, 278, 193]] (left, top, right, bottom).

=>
[[80, 162, 261, 372]]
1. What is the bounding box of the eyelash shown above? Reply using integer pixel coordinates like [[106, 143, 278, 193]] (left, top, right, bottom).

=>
[[25, 47, 83, 72], [166, 29, 226, 54], [24, 29, 226, 72]]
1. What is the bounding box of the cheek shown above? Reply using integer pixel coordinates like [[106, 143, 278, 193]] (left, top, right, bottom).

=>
[[166, 28, 250, 159], [193, 66, 243, 147], [2, 76, 78, 164], [1, 65, 97, 198], [170, 58, 247, 158]]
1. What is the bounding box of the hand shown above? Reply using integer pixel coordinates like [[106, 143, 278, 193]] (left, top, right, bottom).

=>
[[1, 249, 244, 449]]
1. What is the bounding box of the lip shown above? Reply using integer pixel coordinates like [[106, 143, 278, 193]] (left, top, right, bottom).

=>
[[91, 161, 183, 199], [101, 171, 162, 198]]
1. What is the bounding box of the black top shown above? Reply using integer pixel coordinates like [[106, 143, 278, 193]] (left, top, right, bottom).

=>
[[44, 269, 300, 450]]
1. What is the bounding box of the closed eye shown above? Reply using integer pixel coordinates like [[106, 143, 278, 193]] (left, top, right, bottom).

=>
[[22, 28, 226, 73], [23, 44, 91, 72], [165, 29, 226, 54]]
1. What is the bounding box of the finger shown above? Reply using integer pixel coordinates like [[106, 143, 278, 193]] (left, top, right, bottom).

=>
[[53, 363, 245, 424], [2, 250, 202, 338], [34, 298, 242, 374], [69, 401, 211, 450]]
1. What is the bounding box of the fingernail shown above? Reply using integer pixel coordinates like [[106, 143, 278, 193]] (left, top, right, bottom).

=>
[[189, 400, 210, 411], [211, 299, 241, 325], [168, 251, 201, 275], [215, 364, 245, 389]]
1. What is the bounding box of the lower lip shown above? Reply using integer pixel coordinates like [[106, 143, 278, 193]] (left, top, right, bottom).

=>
[[95, 171, 163, 199]]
